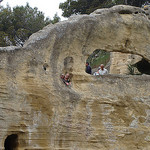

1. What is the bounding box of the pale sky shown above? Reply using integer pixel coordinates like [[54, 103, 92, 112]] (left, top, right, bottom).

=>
[[1, 0, 66, 20]]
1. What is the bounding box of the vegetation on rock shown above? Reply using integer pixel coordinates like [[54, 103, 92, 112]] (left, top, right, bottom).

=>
[[87, 50, 110, 68]]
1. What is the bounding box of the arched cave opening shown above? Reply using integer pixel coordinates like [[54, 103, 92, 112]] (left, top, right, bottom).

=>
[[4, 134, 18, 150], [86, 50, 150, 75], [135, 58, 150, 75], [85, 49, 110, 75]]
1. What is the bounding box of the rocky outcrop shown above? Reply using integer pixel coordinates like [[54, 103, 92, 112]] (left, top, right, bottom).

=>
[[95, 5, 150, 75], [0, 5, 150, 150], [91, 5, 144, 15], [143, 4, 150, 19]]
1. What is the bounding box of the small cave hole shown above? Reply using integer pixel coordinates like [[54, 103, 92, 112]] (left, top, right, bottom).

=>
[[118, 10, 133, 14], [4, 134, 18, 150], [125, 39, 130, 48], [86, 49, 110, 75], [134, 11, 139, 14], [43, 66, 46, 71], [43, 63, 48, 71]]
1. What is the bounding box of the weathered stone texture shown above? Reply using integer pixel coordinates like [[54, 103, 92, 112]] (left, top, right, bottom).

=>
[[0, 5, 150, 150], [109, 52, 142, 74]]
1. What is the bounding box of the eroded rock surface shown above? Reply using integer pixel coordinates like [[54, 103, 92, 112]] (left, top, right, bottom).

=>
[[0, 5, 150, 150], [109, 52, 142, 74]]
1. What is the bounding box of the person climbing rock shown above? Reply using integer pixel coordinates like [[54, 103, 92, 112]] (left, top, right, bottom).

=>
[[98, 64, 108, 75], [85, 62, 92, 74]]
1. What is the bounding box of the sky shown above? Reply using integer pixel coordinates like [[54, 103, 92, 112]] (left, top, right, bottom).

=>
[[1, 0, 66, 20]]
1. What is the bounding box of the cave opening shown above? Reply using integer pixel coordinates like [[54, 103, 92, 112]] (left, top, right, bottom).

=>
[[135, 58, 150, 75], [86, 50, 150, 75], [4, 134, 18, 150], [43, 63, 48, 71], [85, 49, 110, 75]]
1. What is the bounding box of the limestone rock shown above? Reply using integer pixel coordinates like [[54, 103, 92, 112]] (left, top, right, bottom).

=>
[[0, 5, 150, 150], [109, 52, 142, 74], [91, 5, 144, 15]]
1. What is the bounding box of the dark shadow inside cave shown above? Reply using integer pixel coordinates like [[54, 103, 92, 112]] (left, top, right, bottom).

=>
[[43, 63, 48, 71], [4, 134, 18, 150], [135, 58, 150, 75]]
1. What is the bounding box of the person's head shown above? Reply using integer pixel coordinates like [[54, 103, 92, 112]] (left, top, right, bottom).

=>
[[86, 62, 89, 66], [65, 73, 70, 79], [61, 74, 65, 79], [100, 64, 104, 70]]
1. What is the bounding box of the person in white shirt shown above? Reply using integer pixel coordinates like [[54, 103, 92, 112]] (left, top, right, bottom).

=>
[[93, 67, 100, 76], [98, 64, 108, 75]]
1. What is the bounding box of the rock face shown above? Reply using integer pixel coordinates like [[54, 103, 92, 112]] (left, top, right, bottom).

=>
[[109, 52, 142, 74], [93, 5, 150, 75], [0, 5, 150, 150]]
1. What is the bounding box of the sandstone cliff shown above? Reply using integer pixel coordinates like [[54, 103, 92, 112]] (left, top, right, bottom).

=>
[[1, 5, 150, 150]]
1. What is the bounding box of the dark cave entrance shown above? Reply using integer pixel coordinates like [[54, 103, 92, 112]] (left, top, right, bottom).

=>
[[135, 58, 150, 75], [4, 134, 18, 150], [43, 63, 48, 71]]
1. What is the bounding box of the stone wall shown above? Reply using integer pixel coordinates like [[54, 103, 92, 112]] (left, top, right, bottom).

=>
[[0, 5, 150, 150]]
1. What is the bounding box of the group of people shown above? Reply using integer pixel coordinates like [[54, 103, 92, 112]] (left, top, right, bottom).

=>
[[61, 73, 71, 86], [60, 62, 108, 87], [86, 62, 108, 75]]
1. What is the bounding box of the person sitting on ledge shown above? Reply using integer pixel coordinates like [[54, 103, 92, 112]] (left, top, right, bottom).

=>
[[61, 73, 71, 86], [85, 62, 92, 74], [98, 64, 108, 75]]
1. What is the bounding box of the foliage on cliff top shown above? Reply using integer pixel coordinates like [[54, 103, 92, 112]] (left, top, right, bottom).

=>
[[59, 0, 147, 17]]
